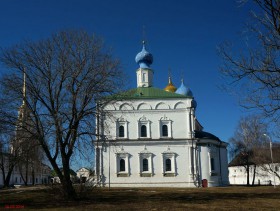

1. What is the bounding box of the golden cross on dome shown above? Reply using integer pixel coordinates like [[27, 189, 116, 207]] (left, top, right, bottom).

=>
[[142, 25, 146, 45]]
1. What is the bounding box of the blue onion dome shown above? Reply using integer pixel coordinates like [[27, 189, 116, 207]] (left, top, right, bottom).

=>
[[175, 79, 193, 97], [135, 41, 153, 68]]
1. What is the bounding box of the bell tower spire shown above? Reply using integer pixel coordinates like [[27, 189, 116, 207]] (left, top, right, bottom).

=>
[[23, 69, 26, 105]]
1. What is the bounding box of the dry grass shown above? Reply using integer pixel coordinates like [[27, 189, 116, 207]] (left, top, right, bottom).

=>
[[1, 185, 280, 210]]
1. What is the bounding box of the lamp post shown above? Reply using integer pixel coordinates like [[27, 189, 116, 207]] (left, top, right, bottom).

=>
[[264, 134, 276, 188], [108, 138, 110, 191]]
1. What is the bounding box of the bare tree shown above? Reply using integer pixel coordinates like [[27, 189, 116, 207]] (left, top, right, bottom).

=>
[[16, 138, 43, 186], [0, 133, 19, 187], [0, 108, 20, 187], [257, 142, 280, 182], [219, 0, 280, 121], [229, 115, 268, 186], [0, 99, 45, 187], [0, 30, 124, 199]]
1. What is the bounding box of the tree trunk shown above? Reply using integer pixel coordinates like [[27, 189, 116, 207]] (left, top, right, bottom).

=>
[[252, 164, 256, 186], [246, 164, 250, 186], [4, 172, 12, 187], [61, 178, 77, 200], [32, 168, 35, 185], [4, 167, 14, 187], [60, 154, 77, 200], [25, 159, 29, 185], [1, 167, 6, 186], [1, 154, 16, 187], [19, 164, 28, 186]]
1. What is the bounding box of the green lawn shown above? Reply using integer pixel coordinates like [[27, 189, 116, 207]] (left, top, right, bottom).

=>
[[1, 186, 280, 210]]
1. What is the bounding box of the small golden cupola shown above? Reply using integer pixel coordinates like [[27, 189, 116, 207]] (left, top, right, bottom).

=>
[[164, 76, 177, 92]]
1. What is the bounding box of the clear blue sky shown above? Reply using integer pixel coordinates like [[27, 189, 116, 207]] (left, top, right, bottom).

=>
[[0, 0, 256, 143]]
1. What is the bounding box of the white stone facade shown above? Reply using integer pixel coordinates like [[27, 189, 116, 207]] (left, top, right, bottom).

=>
[[102, 99, 195, 140], [95, 98, 229, 188]]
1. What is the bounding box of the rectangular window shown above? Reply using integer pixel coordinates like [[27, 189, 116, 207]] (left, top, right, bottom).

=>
[[165, 158, 171, 171], [138, 117, 151, 138], [116, 153, 129, 177], [210, 158, 215, 171], [142, 73, 146, 82], [143, 158, 149, 172], [116, 120, 128, 139], [159, 118, 172, 138], [139, 152, 153, 177], [162, 125, 168, 137], [162, 153, 176, 177], [209, 156, 219, 176], [141, 125, 147, 137], [119, 126, 125, 137], [120, 159, 125, 172]]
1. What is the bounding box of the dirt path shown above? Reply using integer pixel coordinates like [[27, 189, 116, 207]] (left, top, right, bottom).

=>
[[0, 185, 49, 193]]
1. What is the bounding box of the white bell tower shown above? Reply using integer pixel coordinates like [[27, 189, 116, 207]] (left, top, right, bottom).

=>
[[136, 68, 153, 87], [135, 41, 154, 87]]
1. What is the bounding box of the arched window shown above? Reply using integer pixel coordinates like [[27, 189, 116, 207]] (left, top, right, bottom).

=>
[[119, 126, 124, 137], [165, 158, 171, 171], [141, 125, 147, 137], [210, 158, 215, 171], [143, 158, 148, 171], [162, 125, 168, 137], [120, 159, 125, 172]]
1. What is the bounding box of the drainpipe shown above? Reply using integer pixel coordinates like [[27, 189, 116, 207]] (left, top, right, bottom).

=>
[[219, 142, 223, 186], [96, 102, 100, 182]]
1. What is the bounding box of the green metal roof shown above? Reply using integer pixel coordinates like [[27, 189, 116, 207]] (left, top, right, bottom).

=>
[[117, 87, 191, 99]]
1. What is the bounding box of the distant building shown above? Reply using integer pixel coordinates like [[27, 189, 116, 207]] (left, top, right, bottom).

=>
[[228, 149, 280, 185], [0, 153, 51, 187], [0, 73, 51, 187], [95, 42, 229, 188], [76, 167, 94, 183], [51, 168, 78, 184]]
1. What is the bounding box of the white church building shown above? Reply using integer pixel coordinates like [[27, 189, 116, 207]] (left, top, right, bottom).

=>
[[95, 42, 229, 188]]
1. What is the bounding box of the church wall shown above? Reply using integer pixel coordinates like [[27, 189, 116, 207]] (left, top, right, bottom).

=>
[[96, 97, 228, 187], [199, 143, 228, 187], [102, 98, 194, 140], [220, 146, 230, 185], [100, 141, 199, 187], [199, 146, 211, 185]]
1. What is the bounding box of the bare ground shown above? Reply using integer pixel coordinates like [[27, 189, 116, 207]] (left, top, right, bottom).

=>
[[0, 185, 280, 210]]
